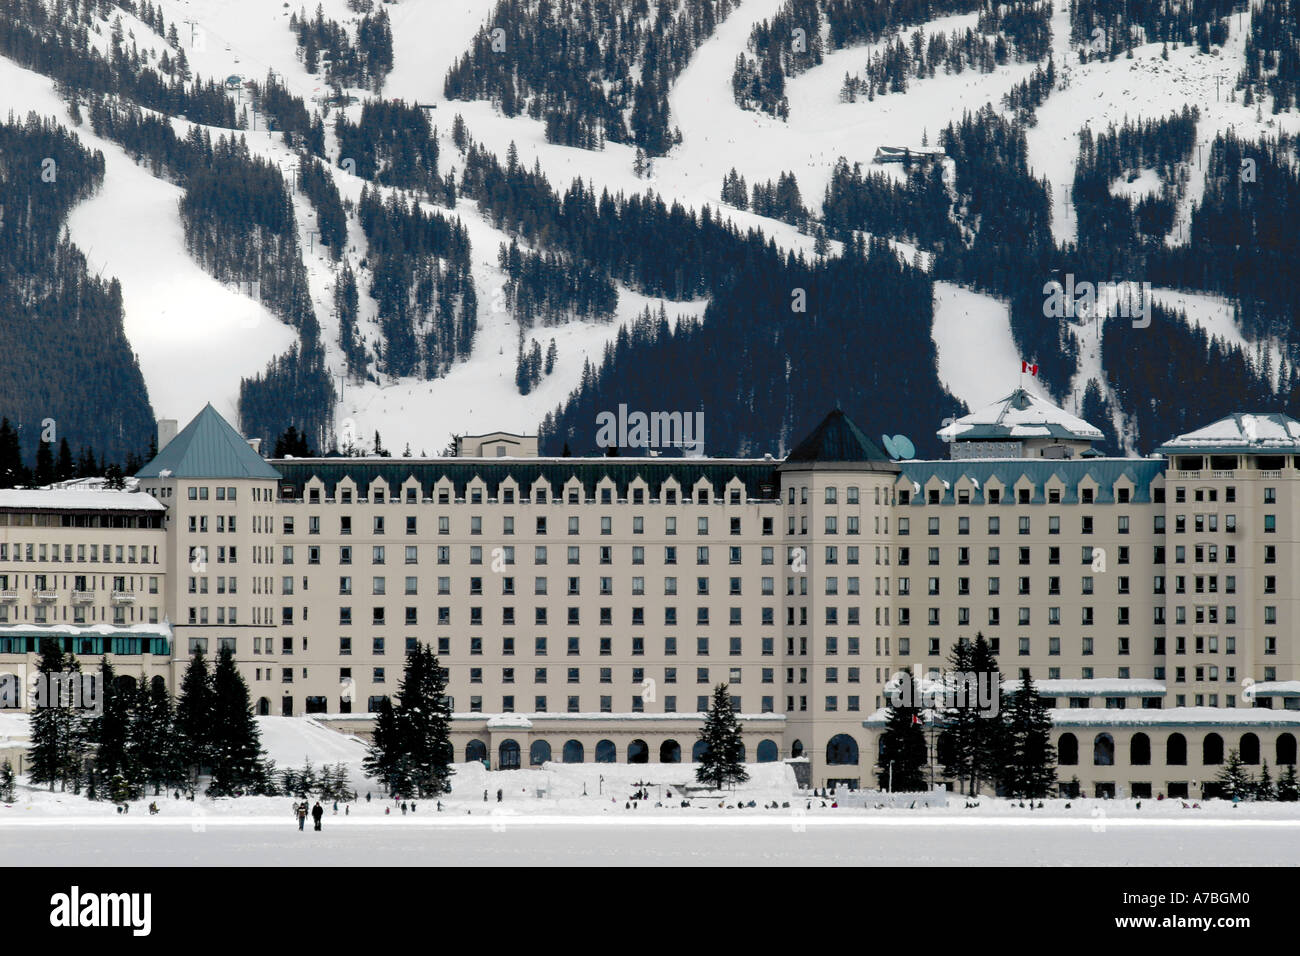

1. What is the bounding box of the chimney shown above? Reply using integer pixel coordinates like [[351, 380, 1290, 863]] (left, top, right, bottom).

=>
[[157, 419, 178, 452], [248, 438, 263, 455]]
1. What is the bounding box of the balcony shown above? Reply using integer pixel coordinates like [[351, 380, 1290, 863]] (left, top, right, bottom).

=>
[[111, 591, 136, 604], [0, 590, 17, 603], [71, 590, 95, 605], [31, 590, 57, 603]]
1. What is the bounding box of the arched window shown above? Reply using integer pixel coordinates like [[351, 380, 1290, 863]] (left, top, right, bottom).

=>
[[499, 739, 521, 770], [1058, 733, 1078, 765], [791, 739, 804, 758], [1278, 733, 1297, 766], [1093, 734, 1114, 766], [529, 740, 552, 766], [1241, 732, 1260, 765], [1167, 733, 1187, 765], [595, 739, 617, 763], [1203, 733, 1224, 766], [826, 734, 859, 765], [757, 739, 779, 762], [628, 739, 649, 763], [256, 697, 271, 716], [466, 739, 487, 763], [562, 739, 584, 763], [659, 739, 681, 763], [692, 740, 709, 763], [1130, 733, 1151, 766]]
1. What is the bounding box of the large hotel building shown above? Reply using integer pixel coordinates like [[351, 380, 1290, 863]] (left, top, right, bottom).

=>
[[3, 391, 1300, 798]]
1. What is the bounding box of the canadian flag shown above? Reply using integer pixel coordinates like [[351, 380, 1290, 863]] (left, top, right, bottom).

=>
[[911, 714, 923, 726], [1022, 361, 1039, 376]]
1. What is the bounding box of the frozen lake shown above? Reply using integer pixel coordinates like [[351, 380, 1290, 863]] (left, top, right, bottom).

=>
[[3, 816, 1294, 866]]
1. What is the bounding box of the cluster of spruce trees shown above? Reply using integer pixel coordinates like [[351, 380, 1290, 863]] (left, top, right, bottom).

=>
[[1071, 108, 1197, 251], [298, 156, 348, 259], [444, 0, 735, 155], [1070, 0, 1234, 59], [719, 170, 811, 231], [289, 3, 393, 91], [1002, 58, 1056, 124], [839, 4, 1050, 102], [1214, 749, 1300, 801], [335, 100, 442, 195], [0, 418, 147, 490], [1239, 0, 1300, 114], [732, 0, 985, 116], [499, 238, 618, 327], [0, 115, 154, 468], [357, 186, 477, 380], [250, 75, 327, 157], [878, 634, 1057, 797], [27, 643, 272, 800], [0, 1, 237, 127], [515, 336, 558, 395], [538, 237, 963, 459], [821, 155, 958, 248]]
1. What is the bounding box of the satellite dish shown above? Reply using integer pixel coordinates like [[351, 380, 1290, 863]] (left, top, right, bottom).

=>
[[882, 434, 915, 460]]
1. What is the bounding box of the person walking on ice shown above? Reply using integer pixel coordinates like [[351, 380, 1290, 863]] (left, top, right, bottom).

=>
[[312, 801, 324, 831], [296, 802, 307, 830]]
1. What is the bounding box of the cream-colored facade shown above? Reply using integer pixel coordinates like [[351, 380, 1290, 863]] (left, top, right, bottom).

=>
[[3, 401, 1300, 798]]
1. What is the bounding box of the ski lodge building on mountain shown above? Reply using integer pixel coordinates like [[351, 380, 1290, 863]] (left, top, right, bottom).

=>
[[3, 391, 1300, 797]]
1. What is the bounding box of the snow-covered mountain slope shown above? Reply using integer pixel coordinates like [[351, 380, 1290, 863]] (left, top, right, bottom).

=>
[[0, 54, 297, 428], [2, 0, 1296, 452]]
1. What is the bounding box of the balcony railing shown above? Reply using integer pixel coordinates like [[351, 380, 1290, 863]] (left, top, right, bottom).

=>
[[71, 590, 95, 605], [0, 590, 17, 603], [31, 590, 57, 603], [111, 591, 136, 604]]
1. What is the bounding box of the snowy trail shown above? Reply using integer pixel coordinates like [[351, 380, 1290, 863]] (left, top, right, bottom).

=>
[[931, 282, 1053, 411], [0, 56, 297, 426]]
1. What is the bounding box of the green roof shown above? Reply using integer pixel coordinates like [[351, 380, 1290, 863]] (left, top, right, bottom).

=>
[[136, 405, 281, 480], [783, 410, 896, 466]]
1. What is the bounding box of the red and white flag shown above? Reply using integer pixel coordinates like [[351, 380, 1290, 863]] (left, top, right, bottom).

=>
[[1022, 361, 1038, 376]]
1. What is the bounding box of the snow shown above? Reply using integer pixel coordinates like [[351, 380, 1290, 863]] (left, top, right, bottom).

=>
[[931, 282, 1050, 413], [1159, 413, 1300, 450], [1029, 679, 1167, 696], [0, 54, 298, 429], [1110, 167, 1163, 201], [0, 488, 164, 512], [938, 387, 1104, 442]]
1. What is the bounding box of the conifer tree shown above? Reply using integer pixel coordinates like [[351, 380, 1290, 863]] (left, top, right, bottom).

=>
[[1277, 763, 1299, 802], [129, 675, 182, 795], [396, 644, 454, 797], [363, 696, 404, 794], [175, 651, 216, 782], [1216, 749, 1253, 799], [1254, 760, 1273, 800], [695, 684, 749, 790], [89, 659, 131, 787], [996, 675, 1056, 798], [34, 438, 55, 485], [365, 644, 453, 797], [876, 671, 929, 791], [0, 758, 14, 802], [209, 646, 267, 795], [28, 639, 86, 791]]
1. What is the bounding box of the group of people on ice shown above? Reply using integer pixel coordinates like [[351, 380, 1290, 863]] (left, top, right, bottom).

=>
[[294, 800, 325, 830]]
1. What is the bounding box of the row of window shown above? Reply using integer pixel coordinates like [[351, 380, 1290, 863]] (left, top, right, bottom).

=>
[[0, 543, 158, 564]]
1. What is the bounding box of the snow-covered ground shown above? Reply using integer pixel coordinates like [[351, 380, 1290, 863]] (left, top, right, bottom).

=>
[[5, 715, 1298, 863]]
